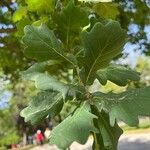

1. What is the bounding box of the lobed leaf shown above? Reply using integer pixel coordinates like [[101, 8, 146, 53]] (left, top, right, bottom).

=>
[[97, 111, 123, 150], [22, 61, 84, 99], [49, 103, 97, 149], [35, 74, 70, 98], [20, 91, 63, 124], [21, 60, 69, 97], [93, 86, 150, 126], [97, 64, 140, 86], [23, 72, 70, 99], [21, 60, 61, 80], [22, 24, 73, 63], [81, 20, 126, 84]]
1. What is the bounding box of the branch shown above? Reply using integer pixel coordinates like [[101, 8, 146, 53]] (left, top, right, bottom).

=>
[[0, 28, 16, 33]]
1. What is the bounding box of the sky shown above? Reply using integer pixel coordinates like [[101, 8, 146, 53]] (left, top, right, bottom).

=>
[[0, 91, 12, 109], [118, 23, 150, 68], [0, 78, 11, 109]]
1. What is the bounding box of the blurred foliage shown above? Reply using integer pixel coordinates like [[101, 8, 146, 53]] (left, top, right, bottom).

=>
[[0, 129, 20, 147], [136, 57, 150, 84]]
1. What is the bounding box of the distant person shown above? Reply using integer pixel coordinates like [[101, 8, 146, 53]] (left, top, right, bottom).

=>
[[35, 130, 44, 145], [28, 135, 33, 144], [44, 128, 51, 141], [11, 144, 17, 149], [49, 121, 53, 130]]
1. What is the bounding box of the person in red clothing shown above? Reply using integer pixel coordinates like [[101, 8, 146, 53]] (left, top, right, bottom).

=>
[[36, 130, 44, 145]]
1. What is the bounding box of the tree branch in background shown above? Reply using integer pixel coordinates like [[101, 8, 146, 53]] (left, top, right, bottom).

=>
[[0, 28, 16, 33]]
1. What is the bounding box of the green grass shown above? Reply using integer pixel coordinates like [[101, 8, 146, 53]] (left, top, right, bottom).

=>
[[122, 122, 150, 132]]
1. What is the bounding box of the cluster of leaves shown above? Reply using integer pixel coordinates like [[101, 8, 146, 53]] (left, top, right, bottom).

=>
[[10, 0, 150, 150], [1, 0, 150, 81]]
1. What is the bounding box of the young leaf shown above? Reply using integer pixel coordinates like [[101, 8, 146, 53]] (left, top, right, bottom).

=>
[[97, 64, 140, 86], [93, 86, 150, 126], [22, 24, 70, 62], [81, 20, 126, 84], [25, 0, 55, 13], [20, 91, 63, 124], [93, 3, 120, 19], [13, 6, 27, 22], [49, 103, 97, 149], [78, 0, 112, 2]]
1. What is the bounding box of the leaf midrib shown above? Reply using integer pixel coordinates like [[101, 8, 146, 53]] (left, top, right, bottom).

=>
[[27, 93, 62, 118], [85, 32, 124, 84], [26, 27, 75, 67]]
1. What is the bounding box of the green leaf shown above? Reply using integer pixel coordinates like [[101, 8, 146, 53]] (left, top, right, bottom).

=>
[[16, 18, 32, 37], [93, 86, 150, 126], [97, 112, 123, 150], [49, 103, 97, 149], [21, 61, 78, 98], [97, 65, 140, 86], [93, 3, 120, 19], [35, 74, 70, 97], [25, 0, 55, 13], [23, 72, 70, 98], [21, 60, 61, 79], [32, 16, 49, 26], [22, 24, 75, 66], [78, 0, 112, 2], [22, 24, 68, 62], [53, 0, 89, 48], [13, 6, 27, 22], [81, 20, 126, 84], [92, 106, 123, 150], [20, 91, 63, 124]]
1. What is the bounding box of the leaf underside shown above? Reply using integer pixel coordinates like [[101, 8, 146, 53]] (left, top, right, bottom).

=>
[[20, 91, 63, 124], [97, 111, 123, 150], [93, 86, 150, 126], [97, 64, 140, 86], [21, 61, 74, 98], [49, 103, 97, 149]]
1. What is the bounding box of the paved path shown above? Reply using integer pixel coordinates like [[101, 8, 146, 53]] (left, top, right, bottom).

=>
[[31, 132, 150, 150], [118, 133, 150, 150]]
